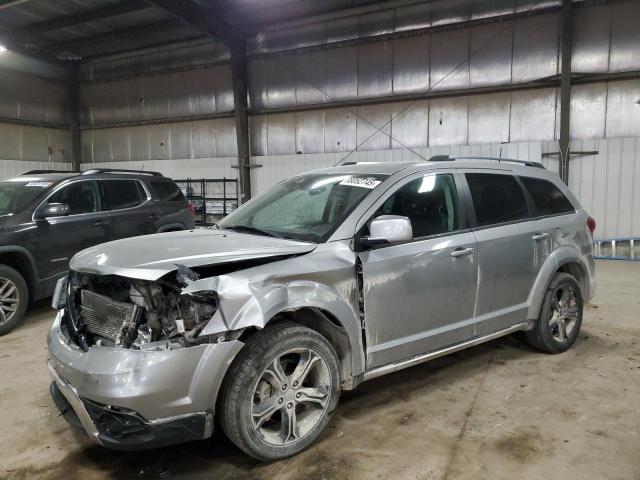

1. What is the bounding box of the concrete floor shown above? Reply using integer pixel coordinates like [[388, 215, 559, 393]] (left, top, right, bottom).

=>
[[0, 260, 638, 480]]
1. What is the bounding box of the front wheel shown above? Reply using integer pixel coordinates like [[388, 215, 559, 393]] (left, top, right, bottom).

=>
[[0, 265, 29, 336], [218, 321, 341, 461], [525, 272, 583, 354]]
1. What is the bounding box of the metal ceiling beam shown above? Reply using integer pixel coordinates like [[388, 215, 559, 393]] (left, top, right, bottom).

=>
[[43, 19, 184, 54], [20, 0, 150, 33], [145, 0, 242, 47]]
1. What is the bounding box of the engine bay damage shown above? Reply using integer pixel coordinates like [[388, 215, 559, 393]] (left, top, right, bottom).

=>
[[60, 264, 239, 352]]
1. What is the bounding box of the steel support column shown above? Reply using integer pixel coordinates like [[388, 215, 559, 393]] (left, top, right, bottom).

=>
[[559, 0, 573, 184], [231, 42, 252, 203], [68, 64, 82, 171]]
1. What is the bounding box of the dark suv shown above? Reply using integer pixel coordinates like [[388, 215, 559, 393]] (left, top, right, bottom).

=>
[[0, 168, 195, 335]]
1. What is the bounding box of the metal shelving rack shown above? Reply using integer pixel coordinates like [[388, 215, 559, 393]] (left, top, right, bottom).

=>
[[174, 177, 239, 226]]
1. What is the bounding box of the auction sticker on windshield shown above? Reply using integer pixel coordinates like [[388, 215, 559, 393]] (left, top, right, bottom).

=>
[[339, 176, 381, 189]]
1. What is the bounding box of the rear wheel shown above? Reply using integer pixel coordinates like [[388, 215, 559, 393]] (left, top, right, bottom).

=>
[[0, 265, 29, 336], [218, 322, 340, 461], [525, 273, 583, 353]]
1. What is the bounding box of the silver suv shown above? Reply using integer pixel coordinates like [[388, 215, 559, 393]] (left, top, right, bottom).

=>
[[47, 157, 595, 461]]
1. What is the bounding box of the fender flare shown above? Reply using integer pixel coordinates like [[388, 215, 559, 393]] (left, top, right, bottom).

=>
[[0, 245, 39, 285], [526, 246, 589, 321]]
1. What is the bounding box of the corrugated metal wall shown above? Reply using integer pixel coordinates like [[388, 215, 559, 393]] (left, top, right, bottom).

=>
[[569, 138, 640, 240], [0, 69, 72, 170], [72, 0, 640, 238]]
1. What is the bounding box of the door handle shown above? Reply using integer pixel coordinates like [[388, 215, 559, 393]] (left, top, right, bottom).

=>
[[450, 247, 474, 258], [532, 233, 549, 241], [94, 219, 104, 226], [148, 214, 159, 220]]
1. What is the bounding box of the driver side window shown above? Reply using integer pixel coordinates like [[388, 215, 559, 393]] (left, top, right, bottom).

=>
[[48, 181, 101, 216], [374, 173, 459, 239]]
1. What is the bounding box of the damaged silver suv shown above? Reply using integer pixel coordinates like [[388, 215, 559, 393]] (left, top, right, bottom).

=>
[[48, 157, 596, 460]]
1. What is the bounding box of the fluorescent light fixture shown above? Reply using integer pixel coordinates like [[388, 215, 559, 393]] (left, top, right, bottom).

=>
[[0, 45, 7, 54]]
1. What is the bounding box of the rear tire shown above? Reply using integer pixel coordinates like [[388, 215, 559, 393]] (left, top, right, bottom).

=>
[[218, 321, 341, 461], [0, 265, 29, 336], [525, 273, 583, 354]]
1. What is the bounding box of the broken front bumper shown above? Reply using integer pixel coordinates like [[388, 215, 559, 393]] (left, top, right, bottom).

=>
[[47, 311, 244, 449]]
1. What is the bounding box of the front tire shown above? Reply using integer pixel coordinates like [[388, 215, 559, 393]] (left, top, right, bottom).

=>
[[525, 272, 583, 354], [0, 265, 28, 336], [218, 321, 341, 461]]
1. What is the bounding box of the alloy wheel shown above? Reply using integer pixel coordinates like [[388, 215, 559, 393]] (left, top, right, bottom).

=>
[[251, 348, 331, 446], [0, 277, 19, 327], [548, 284, 579, 342]]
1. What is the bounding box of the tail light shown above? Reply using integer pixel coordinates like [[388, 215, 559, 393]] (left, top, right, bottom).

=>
[[587, 216, 596, 238], [187, 201, 196, 216]]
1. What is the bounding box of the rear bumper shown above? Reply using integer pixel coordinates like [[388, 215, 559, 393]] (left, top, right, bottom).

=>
[[47, 310, 244, 449]]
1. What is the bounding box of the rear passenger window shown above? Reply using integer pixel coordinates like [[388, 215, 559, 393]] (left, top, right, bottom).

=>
[[149, 180, 185, 202], [466, 173, 529, 227], [519, 177, 574, 216], [103, 180, 145, 210]]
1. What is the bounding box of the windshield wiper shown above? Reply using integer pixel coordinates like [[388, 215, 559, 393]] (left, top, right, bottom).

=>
[[222, 225, 282, 238]]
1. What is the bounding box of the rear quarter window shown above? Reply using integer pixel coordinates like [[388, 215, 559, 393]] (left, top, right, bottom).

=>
[[519, 176, 575, 216], [149, 180, 186, 202]]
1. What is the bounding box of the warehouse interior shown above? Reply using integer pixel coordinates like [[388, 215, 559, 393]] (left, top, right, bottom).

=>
[[0, 0, 639, 478]]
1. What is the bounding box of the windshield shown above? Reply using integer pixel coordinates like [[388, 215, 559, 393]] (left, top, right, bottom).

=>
[[0, 180, 53, 215], [218, 173, 387, 242]]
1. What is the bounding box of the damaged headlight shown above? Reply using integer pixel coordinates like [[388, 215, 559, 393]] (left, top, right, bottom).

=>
[[51, 276, 68, 310]]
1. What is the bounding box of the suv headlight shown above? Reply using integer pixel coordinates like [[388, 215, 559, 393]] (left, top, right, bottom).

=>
[[51, 276, 68, 310]]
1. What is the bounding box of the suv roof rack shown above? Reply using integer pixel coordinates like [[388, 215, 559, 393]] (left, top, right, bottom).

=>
[[81, 168, 163, 177], [428, 155, 545, 169], [20, 169, 78, 175]]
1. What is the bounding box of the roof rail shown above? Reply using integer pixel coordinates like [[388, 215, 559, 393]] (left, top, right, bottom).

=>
[[428, 155, 545, 169], [81, 168, 163, 177], [20, 169, 78, 175]]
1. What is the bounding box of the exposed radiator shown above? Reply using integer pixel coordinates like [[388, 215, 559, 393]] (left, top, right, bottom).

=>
[[80, 289, 142, 347]]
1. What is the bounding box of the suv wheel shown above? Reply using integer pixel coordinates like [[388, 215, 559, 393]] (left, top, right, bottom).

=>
[[0, 265, 28, 336], [524, 272, 583, 354], [218, 321, 341, 461]]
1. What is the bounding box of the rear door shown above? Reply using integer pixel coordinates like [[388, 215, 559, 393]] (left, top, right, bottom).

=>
[[101, 179, 157, 240], [30, 180, 109, 278], [463, 171, 539, 335], [358, 171, 478, 369], [518, 175, 579, 262]]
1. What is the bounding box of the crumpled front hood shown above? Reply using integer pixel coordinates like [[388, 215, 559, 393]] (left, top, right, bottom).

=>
[[70, 229, 317, 281]]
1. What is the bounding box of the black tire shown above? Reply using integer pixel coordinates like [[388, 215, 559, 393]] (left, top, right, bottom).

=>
[[0, 265, 29, 336], [218, 321, 341, 461], [525, 272, 583, 354]]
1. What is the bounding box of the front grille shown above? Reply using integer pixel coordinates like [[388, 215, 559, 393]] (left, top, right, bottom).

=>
[[80, 290, 139, 347]]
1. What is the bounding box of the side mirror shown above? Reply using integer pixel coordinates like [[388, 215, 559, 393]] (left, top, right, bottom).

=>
[[360, 215, 413, 248], [34, 203, 70, 221]]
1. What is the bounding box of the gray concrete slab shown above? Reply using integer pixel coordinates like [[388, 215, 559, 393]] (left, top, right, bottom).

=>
[[0, 260, 638, 480]]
